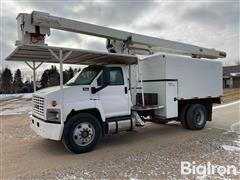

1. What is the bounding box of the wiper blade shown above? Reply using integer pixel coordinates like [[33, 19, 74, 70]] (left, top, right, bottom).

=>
[[65, 82, 76, 86]]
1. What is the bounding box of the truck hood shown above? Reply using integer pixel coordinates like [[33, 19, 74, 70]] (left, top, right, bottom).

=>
[[35, 86, 65, 95], [34, 85, 92, 105]]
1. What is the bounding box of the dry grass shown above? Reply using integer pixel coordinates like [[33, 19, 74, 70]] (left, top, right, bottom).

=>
[[222, 88, 240, 103]]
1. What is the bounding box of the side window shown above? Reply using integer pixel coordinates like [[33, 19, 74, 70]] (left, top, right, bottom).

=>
[[109, 67, 124, 85]]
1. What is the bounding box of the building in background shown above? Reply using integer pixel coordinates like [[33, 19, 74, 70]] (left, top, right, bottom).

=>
[[223, 65, 240, 88]]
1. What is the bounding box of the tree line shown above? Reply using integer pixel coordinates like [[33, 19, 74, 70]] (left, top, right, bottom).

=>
[[0, 66, 80, 94]]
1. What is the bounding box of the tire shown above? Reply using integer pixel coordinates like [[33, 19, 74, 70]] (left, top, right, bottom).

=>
[[62, 113, 101, 154], [186, 104, 207, 130], [180, 104, 191, 129]]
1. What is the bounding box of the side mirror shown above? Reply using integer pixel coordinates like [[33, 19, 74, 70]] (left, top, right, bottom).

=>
[[92, 67, 110, 94]]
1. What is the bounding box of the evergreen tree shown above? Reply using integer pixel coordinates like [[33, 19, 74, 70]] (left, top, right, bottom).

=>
[[22, 80, 33, 93], [39, 66, 80, 89], [40, 69, 49, 88], [13, 69, 23, 93], [67, 67, 74, 80], [63, 71, 68, 84], [1, 68, 13, 93], [48, 65, 59, 86]]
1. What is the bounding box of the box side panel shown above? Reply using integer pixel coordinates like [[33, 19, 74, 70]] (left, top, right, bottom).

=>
[[166, 55, 222, 99], [140, 55, 167, 117], [140, 55, 178, 118], [140, 55, 166, 80]]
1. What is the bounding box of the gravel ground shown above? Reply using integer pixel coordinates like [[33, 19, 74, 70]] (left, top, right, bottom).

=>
[[16, 129, 239, 180], [1, 97, 239, 179]]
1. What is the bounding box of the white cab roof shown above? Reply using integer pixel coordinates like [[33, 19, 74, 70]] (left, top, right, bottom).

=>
[[5, 45, 138, 65]]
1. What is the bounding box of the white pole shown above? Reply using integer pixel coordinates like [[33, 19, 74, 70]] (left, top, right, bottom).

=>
[[59, 49, 64, 125], [48, 48, 72, 124], [25, 61, 43, 92]]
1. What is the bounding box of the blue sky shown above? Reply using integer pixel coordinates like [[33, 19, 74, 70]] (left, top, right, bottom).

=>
[[1, 0, 239, 79]]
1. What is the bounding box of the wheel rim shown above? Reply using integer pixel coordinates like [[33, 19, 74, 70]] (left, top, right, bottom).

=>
[[73, 122, 95, 146], [195, 109, 204, 125]]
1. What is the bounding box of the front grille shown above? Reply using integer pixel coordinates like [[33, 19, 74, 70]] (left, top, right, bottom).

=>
[[33, 96, 45, 118]]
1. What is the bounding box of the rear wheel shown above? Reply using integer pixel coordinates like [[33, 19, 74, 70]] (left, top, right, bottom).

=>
[[180, 104, 191, 129], [186, 104, 207, 130], [63, 113, 101, 154]]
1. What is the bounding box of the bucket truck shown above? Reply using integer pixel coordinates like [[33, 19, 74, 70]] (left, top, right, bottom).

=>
[[6, 11, 226, 153]]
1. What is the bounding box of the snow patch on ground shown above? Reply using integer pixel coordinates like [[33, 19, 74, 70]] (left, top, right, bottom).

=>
[[213, 100, 240, 109], [1, 103, 32, 116], [234, 139, 240, 146], [230, 122, 240, 134], [59, 174, 77, 180], [0, 93, 32, 116], [222, 145, 240, 152], [22, 93, 32, 99], [0, 93, 32, 101], [222, 135, 240, 152]]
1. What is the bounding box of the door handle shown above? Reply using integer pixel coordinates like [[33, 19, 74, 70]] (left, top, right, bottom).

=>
[[124, 87, 128, 94]]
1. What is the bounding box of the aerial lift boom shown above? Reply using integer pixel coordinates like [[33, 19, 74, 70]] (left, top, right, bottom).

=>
[[16, 11, 226, 59]]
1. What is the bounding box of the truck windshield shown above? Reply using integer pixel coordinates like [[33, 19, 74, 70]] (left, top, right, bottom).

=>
[[65, 66, 102, 86]]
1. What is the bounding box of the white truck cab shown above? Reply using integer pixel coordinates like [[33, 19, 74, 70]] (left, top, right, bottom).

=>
[[6, 11, 226, 153], [33, 64, 130, 122]]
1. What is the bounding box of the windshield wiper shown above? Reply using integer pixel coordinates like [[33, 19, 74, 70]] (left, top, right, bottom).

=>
[[65, 82, 77, 86]]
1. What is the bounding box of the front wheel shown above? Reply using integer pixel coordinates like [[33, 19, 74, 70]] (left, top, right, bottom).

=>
[[186, 104, 207, 130], [62, 113, 101, 154]]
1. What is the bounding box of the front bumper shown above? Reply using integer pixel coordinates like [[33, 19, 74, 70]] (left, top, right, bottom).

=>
[[30, 115, 63, 141]]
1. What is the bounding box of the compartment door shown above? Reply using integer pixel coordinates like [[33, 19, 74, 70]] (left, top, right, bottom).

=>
[[166, 81, 178, 118]]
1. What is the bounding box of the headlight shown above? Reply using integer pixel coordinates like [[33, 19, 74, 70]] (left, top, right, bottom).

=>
[[47, 109, 60, 123]]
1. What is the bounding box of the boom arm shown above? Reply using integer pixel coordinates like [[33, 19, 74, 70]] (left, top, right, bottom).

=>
[[16, 11, 226, 59]]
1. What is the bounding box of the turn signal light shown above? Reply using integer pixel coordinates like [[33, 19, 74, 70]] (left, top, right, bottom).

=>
[[51, 100, 57, 107]]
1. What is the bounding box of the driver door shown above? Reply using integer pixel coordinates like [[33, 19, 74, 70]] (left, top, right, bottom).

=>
[[97, 67, 130, 118]]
